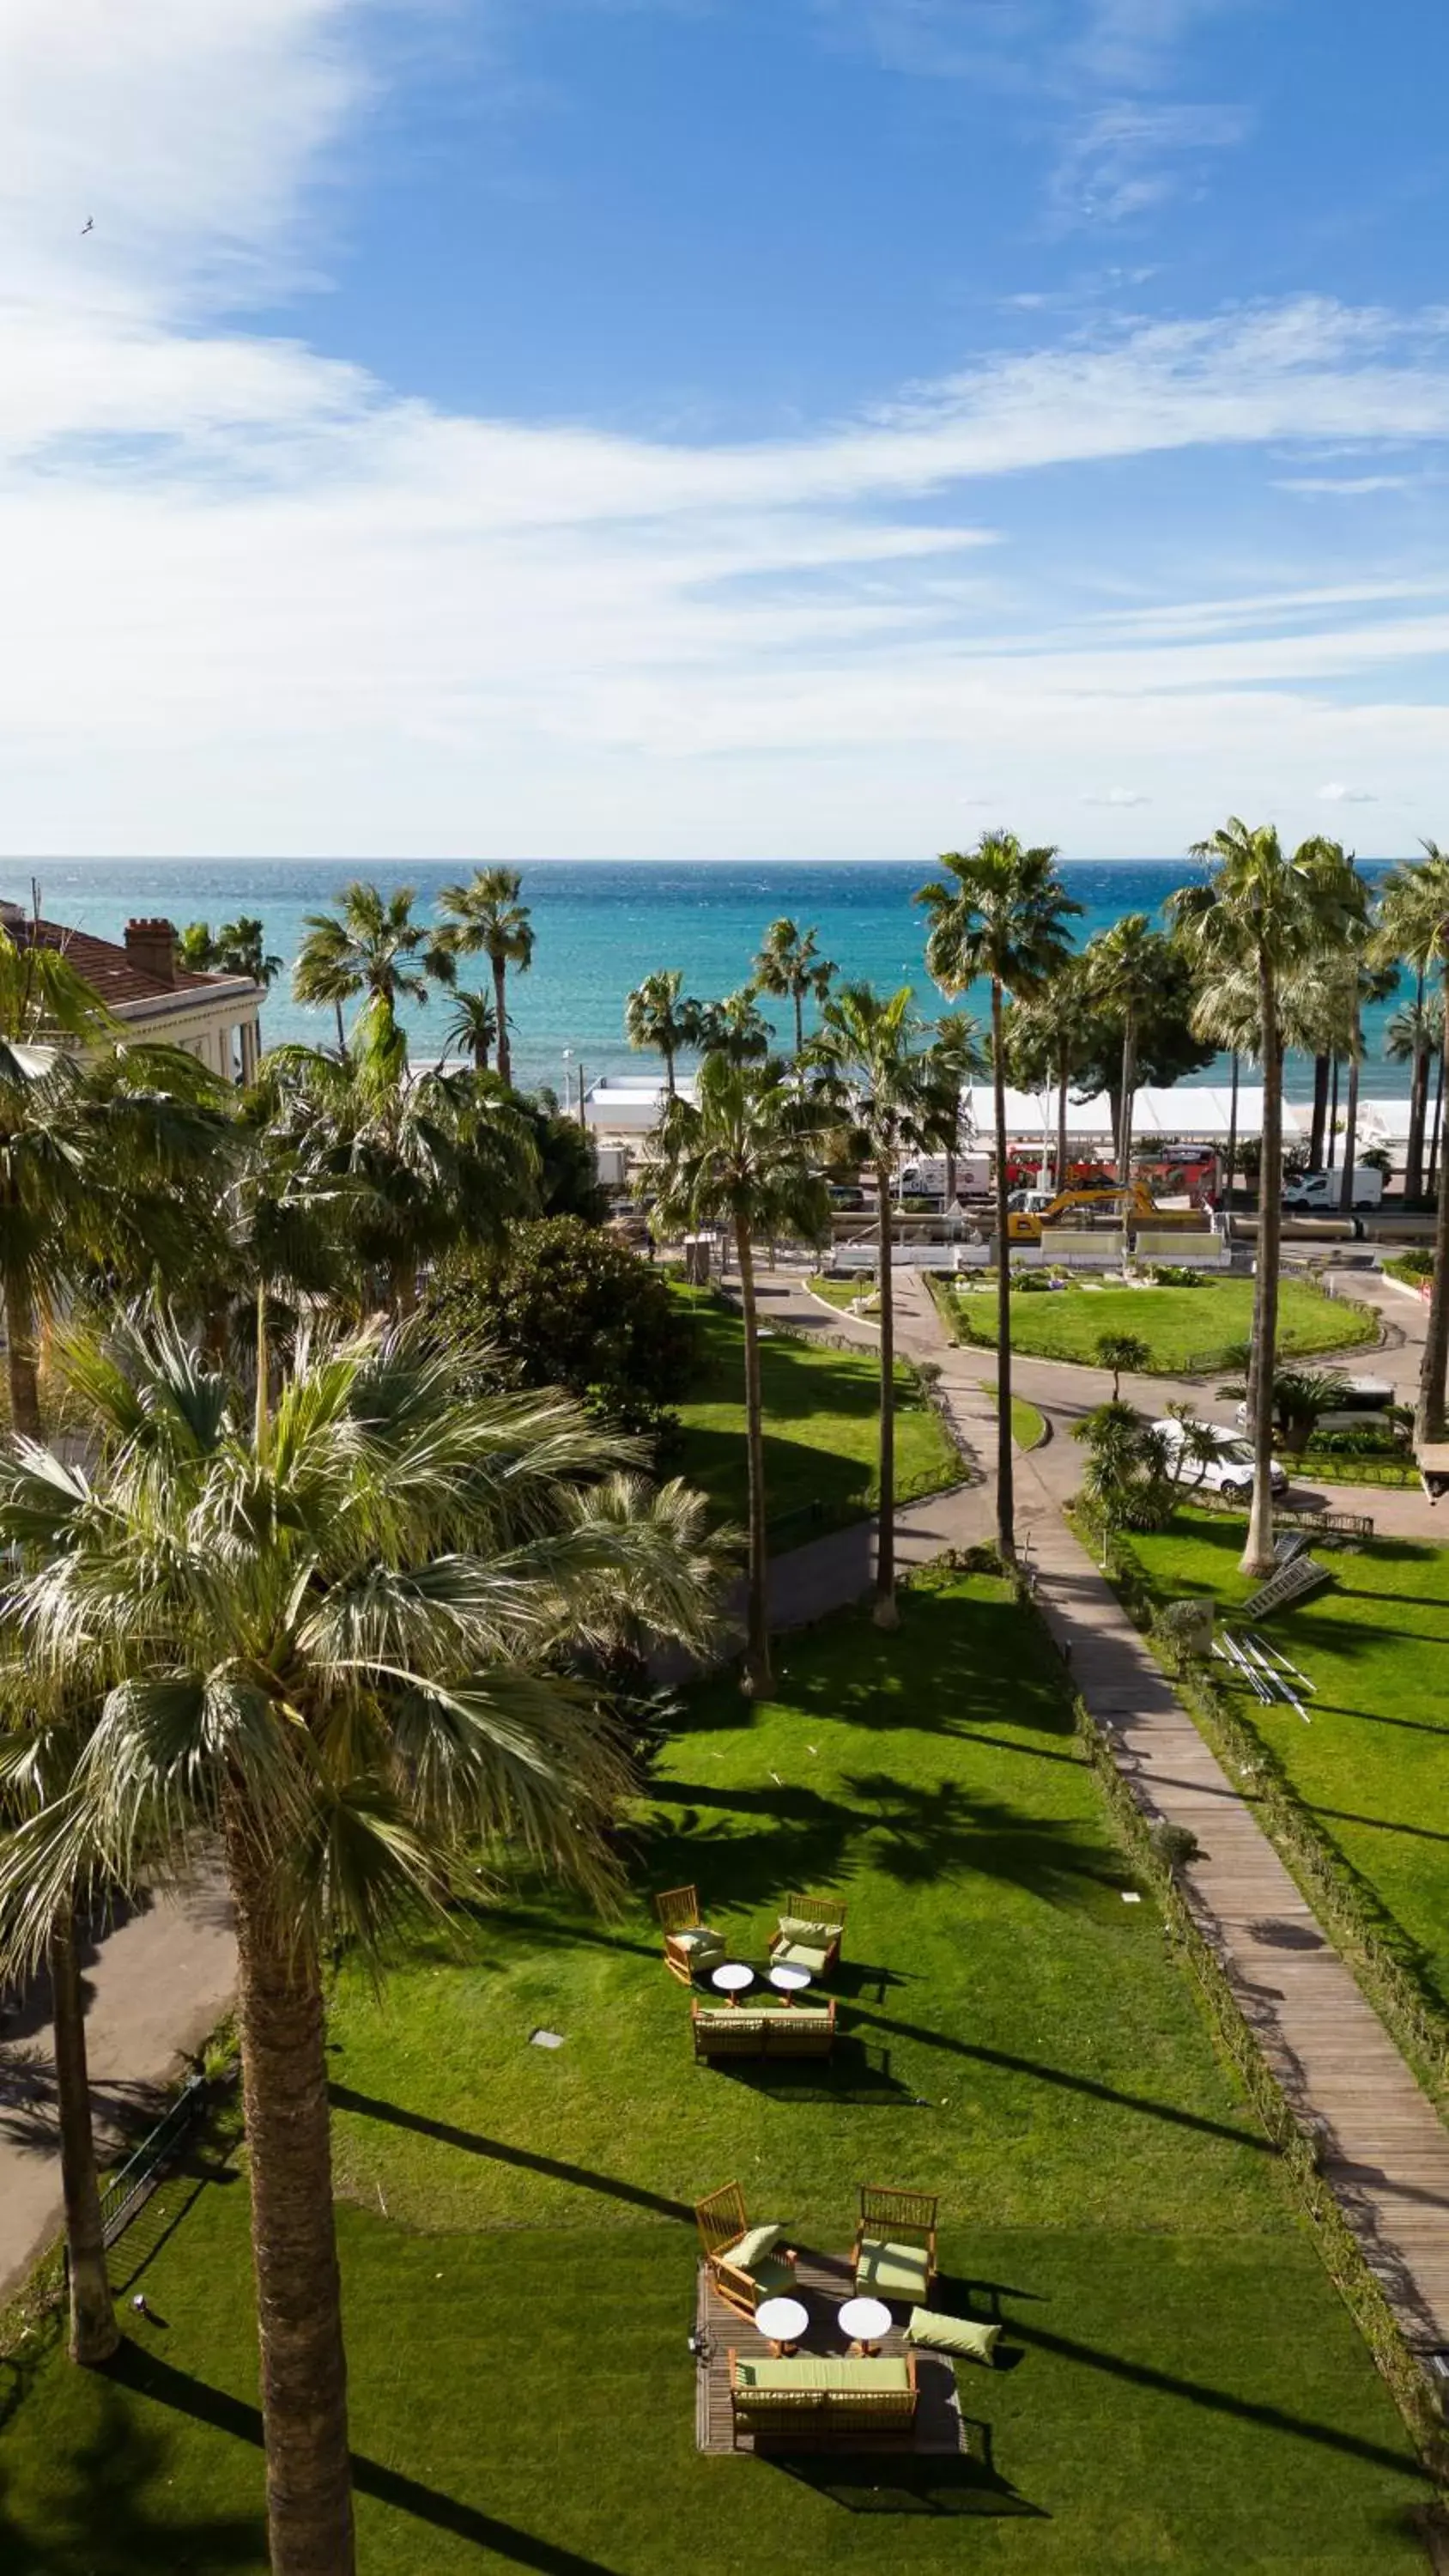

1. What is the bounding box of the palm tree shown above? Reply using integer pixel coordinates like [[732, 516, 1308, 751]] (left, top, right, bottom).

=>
[[443, 987, 499, 1076], [698, 986, 772, 1066], [1372, 841, 1449, 1437], [1172, 823, 1362, 1572], [174, 920, 218, 974], [0, 1309, 727, 2576], [809, 985, 961, 1625], [293, 881, 455, 1055], [752, 920, 836, 1061], [932, 1007, 989, 1204], [1082, 912, 1165, 1186], [916, 836, 1082, 1561], [1, 931, 230, 1441], [1386, 986, 1434, 1204], [1095, 1332, 1150, 1401], [1336, 954, 1397, 1215], [624, 969, 697, 1097], [648, 1057, 831, 1692], [1003, 959, 1092, 1193], [0, 1676, 119, 2367], [437, 868, 535, 1089], [214, 915, 285, 989], [254, 1035, 537, 1318]]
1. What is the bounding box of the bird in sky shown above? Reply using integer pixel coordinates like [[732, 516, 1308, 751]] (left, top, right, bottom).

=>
[[81, 217, 93, 236]]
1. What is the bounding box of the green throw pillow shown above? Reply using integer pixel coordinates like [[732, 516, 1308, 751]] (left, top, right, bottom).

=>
[[731, 2223, 784, 2273], [904, 2306, 1001, 2366]]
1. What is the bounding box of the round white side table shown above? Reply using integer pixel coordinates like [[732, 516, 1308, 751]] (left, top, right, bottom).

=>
[[838, 2295, 893, 2355], [755, 2295, 809, 2355]]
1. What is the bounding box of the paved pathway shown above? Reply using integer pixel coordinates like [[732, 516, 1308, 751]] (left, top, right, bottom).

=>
[[0, 1877, 238, 2301]]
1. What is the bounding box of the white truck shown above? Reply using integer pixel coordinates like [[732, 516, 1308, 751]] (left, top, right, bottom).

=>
[[1282, 1165, 1384, 1213], [899, 1152, 991, 1201]]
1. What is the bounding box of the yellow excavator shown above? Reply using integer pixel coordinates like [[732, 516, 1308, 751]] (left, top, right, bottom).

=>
[[1004, 1181, 1213, 1245]]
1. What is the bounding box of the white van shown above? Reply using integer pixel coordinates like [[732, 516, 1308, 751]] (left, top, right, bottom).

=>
[[1234, 1374, 1397, 1436], [1282, 1166, 1384, 1212]]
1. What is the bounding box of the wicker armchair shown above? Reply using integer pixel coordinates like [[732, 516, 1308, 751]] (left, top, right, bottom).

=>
[[768, 1892, 846, 1978], [695, 2182, 797, 2320], [655, 1884, 725, 1984], [852, 2185, 938, 2306]]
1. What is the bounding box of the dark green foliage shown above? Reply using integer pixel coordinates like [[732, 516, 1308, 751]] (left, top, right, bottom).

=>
[[427, 1217, 693, 1431], [1072, 942, 1216, 1097], [512, 1095, 610, 1222]]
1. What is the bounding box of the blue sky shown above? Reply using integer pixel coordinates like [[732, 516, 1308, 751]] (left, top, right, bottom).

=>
[[3, 0, 1447, 858]]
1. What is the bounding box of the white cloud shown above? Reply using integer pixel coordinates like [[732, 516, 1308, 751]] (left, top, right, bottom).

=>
[[1, 7, 1448, 857], [1082, 787, 1151, 805], [1318, 783, 1379, 804], [1276, 474, 1418, 496], [1049, 101, 1250, 228]]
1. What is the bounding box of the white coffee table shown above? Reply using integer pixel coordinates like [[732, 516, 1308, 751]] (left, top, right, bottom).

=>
[[838, 2295, 893, 2355], [711, 1961, 755, 2005], [755, 2295, 809, 2355], [767, 1962, 812, 2002]]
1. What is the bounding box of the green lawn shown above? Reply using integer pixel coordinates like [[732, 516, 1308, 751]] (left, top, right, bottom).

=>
[[980, 1381, 1048, 1450], [0, 1576, 1429, 2573], [1117, 1512, 1449, 2016], [946, 1279, 1372, 1374], [674, 1291, 958, 1538], [808, 1273, 874, 1312]]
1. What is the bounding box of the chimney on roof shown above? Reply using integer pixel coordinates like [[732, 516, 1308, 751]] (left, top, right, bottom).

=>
[[124, 917, 178, 988]]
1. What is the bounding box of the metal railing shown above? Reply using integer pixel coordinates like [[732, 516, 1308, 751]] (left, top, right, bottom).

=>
[[95, 2074, 207, 2251]]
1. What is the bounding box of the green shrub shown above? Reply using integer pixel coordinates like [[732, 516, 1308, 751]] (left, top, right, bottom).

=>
[[427, 1216, 694, 1433], [1144, 1263, 1205, 1288]]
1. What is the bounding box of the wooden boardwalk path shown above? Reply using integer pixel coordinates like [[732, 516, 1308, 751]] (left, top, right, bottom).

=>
[[1014, 1456, 1449, 2368], [694, 2246, 966, 2458]]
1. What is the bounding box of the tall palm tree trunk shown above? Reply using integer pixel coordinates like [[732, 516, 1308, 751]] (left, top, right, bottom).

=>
[[1056, 1051, 1070, 1194], [733, 1220, 773, 1693], [492, 957, 511, 1087], [50, 1911, 119, 2366], [1417, 980, 1449, 1443], [1338, 1023, 1361, 1213], [1243, 968, 1282, 1576], [3, 1267, 42, 1441], [1117, 1012, 1137, 1187], [1429, 1052, 1445, 1203], [991, 979, 1016, 1562], [333, 1000, 347, 1054], [1326, 1055, 1340, 1168], [873, 1156, 899, 1630], [792, 987, 804, 1061], [1309, 1054, 1329, 1168], [663, 1042, 676, 1101], [1408, 1045, 1428, 1202], [227, 1819, 355, 2576], [1226, 1051, 1240, 1210]]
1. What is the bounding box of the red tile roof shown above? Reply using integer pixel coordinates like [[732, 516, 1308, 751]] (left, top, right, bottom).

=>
[[0, 906, 258, 1010]]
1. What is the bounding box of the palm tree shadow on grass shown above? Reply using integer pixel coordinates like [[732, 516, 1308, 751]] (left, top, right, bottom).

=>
[[0, 2379, 265, 2574], [64, 2343, 634, 2576]]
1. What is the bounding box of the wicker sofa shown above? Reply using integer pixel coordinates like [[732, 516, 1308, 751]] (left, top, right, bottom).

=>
[[728, 2349, 918, 2451], [691, 2001, 836, 2062]]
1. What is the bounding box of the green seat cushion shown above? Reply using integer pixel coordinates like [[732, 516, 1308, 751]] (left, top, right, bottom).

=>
[[748, 2255, 797, 2300], [673, 1926, 724, 1956], [729, 2222, 784, 2273], [772, 1941, 830, 1976], [735, 2356, 909, 2396], [778, 1914, 842, 1944], [904, 2306, 1001, 2366], [855, 2237, 931, 2300]]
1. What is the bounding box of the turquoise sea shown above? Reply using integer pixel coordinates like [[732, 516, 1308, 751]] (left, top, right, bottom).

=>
[[11, 857, 1410, 1102]]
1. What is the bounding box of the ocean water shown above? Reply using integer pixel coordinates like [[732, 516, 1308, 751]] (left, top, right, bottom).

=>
[[9, 856, 1412, 1103]]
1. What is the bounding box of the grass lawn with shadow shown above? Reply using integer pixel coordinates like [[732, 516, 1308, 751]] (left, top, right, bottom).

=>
[[944, 1279, 1373, 1373], [0, 1574, 1430, 2573], [1116, 1510, 1449, 2014], [672, 1291, 957, 1539]]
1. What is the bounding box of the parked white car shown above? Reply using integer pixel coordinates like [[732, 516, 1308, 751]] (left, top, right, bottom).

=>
[[1150, 1418, 1288, 1499]]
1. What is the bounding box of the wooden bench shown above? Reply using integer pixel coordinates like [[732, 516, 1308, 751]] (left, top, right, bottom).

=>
[[691, 2001, 836, 2061], [728, 2348, 917, 2451]]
